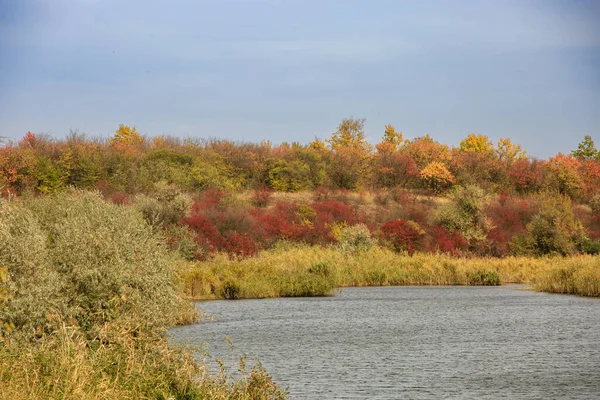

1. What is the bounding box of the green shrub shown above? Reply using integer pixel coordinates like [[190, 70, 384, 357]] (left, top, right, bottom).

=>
[[134, 181, 192, 228], [510, 194, 587, 257], [434, 184, 491, 245], [338, 224, 376, 254], [3, 191, 195, 339], [0, 200, 61, 337]]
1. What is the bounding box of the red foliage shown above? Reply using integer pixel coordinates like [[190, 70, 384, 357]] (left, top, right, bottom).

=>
[[380, 219, 424, 254], [251, 201, 308, 242], [581, 160, 600, 200], [18, 132, 37, 148], [391, 188, 414, 207], [311, 199, 357, 224], [427, 226, 468, 256], [509, 159, 544, 194], [227, 232, 261, 257], [485, 195, 532, 256], [197, 188, 227, 208], [183, 194, 263, 257]]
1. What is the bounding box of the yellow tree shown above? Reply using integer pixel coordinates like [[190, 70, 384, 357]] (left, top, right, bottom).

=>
[[109, 124, 144, 146], [378, 124, 405, 153], [420, 161, 455, 194], [459, 134, 494, 155], [326, 118, 372, 189], [496, 138, 526, 165], [402, 135, 451, 170], [327, 118, 371, 153]]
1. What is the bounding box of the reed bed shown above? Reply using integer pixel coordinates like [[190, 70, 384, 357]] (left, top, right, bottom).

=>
[[179, 244, 600, 300]]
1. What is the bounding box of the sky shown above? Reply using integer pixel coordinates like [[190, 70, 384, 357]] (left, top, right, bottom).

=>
[[0, 0, 598, 158]]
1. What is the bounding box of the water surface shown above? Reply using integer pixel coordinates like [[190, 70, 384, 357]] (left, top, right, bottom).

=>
[[170, 286, 600, 399]]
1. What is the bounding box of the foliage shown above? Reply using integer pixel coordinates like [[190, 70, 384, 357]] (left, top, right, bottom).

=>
[[402, 135, 451, 169], [571, 135, 599, 160], [338, 224, 376, 254], [510, 194, 587, 257], [251, 186, 274, 207], [379, 219, 425, 254], [327, 117, 371, 152], [134, 181, 193, 227], [547, 153, 582, 197], [496, 137, 527, 164], [434, 185, 492, 247], [379, 124, 405, 152], [420, 161, 455, 193], [458, 133, 494, 154], [109, 124, 144, 146], [509, 159, 544, 194], [0, 192, 288, 399]]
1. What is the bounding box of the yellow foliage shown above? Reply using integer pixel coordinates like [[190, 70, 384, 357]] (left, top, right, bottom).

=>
[[496, 138, 526, 164], [327, 118, 372, 153], [420, 161, 455, 193], [459, 134, 494, 154], [109, 124, 144, 146], [381, 124, 405, 151], [330, 221, 349, 242], [309, 137, 328, 153]]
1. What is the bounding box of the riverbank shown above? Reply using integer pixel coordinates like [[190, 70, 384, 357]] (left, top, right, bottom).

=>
[[179, 243, 600, 300]]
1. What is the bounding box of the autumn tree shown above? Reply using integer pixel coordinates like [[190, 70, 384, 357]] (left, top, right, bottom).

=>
[[571, 135, 599, 160], [509, 159, 545, 194], [458, 133, 494, 155], [510, 194, 587, 256], [378, 124, 405, 153], [327, 118, 371, 152], [327, 118, 372, 189], [496, 138, 527, 165], [420, 161, 455, 194], [402, 135, 451, 170], [373, 125, 417, 188], [547, 153, 582, 197], [109, 124, 144, 146]]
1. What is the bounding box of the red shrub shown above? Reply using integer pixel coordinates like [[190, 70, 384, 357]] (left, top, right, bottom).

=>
[[391, 188, 414, 207], [427, 226, 468, 256], [182, 212, 228, 253], [485, 195, 532, 256], [226, 232, 261, 257], [509, 159, 544, 194], [311, 199, 358, 225], [380, 219, 424, 254], [251, 201, 308, 242]]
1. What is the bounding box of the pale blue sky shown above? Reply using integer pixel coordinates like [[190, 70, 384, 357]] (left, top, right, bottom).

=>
[[0, 0, 598, 157]]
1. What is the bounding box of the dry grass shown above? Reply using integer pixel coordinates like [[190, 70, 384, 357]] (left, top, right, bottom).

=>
[[179, 244, 600, 300]]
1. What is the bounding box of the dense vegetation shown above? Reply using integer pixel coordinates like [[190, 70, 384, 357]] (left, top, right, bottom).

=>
[[0, 192, 287, 399], [1, 121, 598, 260]]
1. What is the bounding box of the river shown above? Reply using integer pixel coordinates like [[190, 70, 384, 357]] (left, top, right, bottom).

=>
[[169, 285, 600, 399]]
